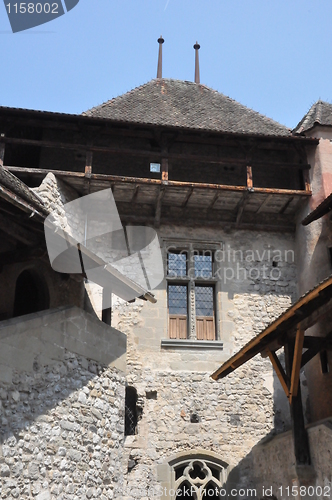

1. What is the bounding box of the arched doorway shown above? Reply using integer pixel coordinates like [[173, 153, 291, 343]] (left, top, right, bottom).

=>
[[13, 269, 49, 317]]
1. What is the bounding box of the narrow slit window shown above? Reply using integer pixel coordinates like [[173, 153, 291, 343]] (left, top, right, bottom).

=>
[[320, 350, 329, 374]]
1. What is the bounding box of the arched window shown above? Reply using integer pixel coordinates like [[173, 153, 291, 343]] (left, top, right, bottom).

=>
[[125, 386, 138, 436], [160, 452, 228, 500], [13, 269, 49, 318]]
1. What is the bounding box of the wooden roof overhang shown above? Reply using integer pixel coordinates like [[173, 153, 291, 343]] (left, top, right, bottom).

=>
[[8, 166, 312, 232], [0, 166, 156, 304], [0, 105, 321, 143], [211, 275, 332, 466], [211, 275, 332, 400], [301, 192, 332, 225]]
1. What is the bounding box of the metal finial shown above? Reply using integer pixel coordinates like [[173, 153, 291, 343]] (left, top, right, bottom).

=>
[[157, 36, 164, 79], [194, 41, 200, 84]]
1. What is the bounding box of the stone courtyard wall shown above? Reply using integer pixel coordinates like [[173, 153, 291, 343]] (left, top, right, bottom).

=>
[[111, 225, 302, 499], [0, 307, 126, 500]]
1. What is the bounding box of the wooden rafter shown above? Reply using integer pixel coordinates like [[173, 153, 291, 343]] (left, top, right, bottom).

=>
[[182, 187, 194, 208], [289, 327, 305, 403], [154, 187, 166, 228], [266, 348, 290, 398], [255, 194, 273, 214]]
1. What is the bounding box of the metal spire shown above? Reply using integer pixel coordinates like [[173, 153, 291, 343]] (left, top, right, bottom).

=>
[[157, 36, 164, 79], [194, 41, 200, 83]]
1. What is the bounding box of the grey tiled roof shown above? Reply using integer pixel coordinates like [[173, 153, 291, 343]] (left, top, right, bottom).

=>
[[83, 79, 291, 136], [293, 100, 332, 134]]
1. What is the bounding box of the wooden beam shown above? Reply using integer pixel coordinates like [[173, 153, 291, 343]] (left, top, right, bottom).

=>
[[161, 158, 168, 182], [285, 341, 311, 466], [208, 191, 220, 210], [303, 169, 311, 193], [0, 212, 40, 246], [235, 191, 249, 227], [289, 327, 305, 403], [7, 167, 312, 197], [279, 197, 294, 214], [182, 188, 194, 208], [301, 331, 332, 368], [131, 185, 140, 204], [211, 275, 332, 380], [255, 194, 273, 214], [85, 150, 93, 177], [266, 348, 290, 398], [0, 140, 5, 167], [246, 166, 253, 189], [154, 188, 165, 228], [0, 137, 312, 169]]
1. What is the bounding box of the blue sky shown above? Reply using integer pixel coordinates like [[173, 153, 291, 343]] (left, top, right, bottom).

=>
[[1, 0, 332, 129]]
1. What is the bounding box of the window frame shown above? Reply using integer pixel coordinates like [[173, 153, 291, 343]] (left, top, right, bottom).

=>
[[165, 242, 221, 341]]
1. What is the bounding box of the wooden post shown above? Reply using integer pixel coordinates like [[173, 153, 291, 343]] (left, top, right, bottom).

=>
[[85, 150, 93, 177], [303, 168, 311, 193], [0, 134, 5, 167], [246, 165, 253, 189], [102, 288, 112, 325], [285, 340, 311, 465], [161, 157, 168, 182]]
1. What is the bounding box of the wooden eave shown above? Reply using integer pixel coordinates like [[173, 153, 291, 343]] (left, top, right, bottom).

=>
[[8, 166, 311, 232], [211, 274, 332, 381], [301, 192, 332, 225], [0, 105, 319, 144]]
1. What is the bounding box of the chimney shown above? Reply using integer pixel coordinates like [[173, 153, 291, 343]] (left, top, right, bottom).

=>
[[157, 36, 164, 79], [193, 42, 200, 84]]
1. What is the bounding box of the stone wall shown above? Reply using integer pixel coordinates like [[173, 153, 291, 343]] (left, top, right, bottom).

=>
[[252, 419, 332, 500], [111, 225, 299, 498], [0, 307, 126, 500]]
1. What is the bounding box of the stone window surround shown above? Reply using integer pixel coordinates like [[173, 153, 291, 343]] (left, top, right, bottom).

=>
[[164, 240, 223, 342], [156, 449, 229, 500]]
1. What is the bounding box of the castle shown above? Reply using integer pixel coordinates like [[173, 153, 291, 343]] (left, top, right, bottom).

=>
[[0, 40, 332, 499]]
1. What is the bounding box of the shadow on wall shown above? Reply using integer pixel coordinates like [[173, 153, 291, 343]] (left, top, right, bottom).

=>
[[0, 306, 127, 498], [0, 305, 127, 440]]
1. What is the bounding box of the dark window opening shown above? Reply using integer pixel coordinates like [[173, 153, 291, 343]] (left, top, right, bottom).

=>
[[328, 247, 332, 269], [204, 481, 221, 500], [320, 350, 329, 374], [13, 269, 49, 318], [176, 481, 196, 500], [125, 386, 138, 436], [175, 465, 186, 481]]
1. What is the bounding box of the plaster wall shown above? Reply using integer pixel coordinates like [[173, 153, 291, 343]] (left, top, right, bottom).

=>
[[295, 128, 332, 423]]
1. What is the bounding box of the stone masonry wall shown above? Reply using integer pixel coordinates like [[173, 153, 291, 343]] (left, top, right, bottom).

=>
[[0, 307, 127, 500], [111, 225, 300, 498]]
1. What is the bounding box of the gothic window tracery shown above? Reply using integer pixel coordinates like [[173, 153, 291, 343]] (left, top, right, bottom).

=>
[[173, 458, 227, 500]]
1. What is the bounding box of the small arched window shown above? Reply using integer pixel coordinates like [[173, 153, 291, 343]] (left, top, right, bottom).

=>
[[125, 386, 138, 436], [13, 269, 49, 318], [169, 454, 228, 500]]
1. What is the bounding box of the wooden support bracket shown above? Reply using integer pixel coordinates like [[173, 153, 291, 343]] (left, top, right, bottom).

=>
[[289, 327, 305, 404], [266, 348, 290, 399]]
